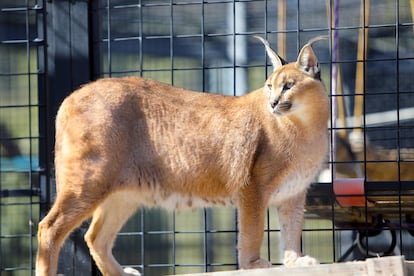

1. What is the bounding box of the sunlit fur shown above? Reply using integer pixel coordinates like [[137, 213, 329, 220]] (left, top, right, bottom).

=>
[[36, 38, 329, 276]]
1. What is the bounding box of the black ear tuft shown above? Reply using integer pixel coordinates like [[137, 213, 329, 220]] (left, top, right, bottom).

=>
[[279, 55, 288, 66], [314, 70, 321, 80]]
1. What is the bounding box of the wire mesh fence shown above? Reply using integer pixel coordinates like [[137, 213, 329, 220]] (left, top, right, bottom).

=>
[[0, 0, 46, 275], [1, 0, 414, 275]]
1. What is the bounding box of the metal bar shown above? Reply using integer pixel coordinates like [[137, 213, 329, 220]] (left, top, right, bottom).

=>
[[0, 188, 40, 198]]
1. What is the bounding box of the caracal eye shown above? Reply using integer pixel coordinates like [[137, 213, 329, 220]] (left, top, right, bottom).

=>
[[282, 81, 295, 91], [267, 83, 273, 91]]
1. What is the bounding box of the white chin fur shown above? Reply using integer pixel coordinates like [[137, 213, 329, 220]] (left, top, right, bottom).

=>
[[268, 103, 277, 114]]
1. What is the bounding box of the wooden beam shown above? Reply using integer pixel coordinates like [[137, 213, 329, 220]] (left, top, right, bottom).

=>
[[366, 256, 406, 276], [353, 0, 370, 135], [175, 256, 409, 276], [277, 0, 286, 58], [411, 0, 414, 32]]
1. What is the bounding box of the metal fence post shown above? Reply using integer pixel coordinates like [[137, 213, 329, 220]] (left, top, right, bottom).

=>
[[44, 0, 93, 274]]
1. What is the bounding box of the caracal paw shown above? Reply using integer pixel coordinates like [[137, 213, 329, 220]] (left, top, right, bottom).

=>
[[123, 267, 141, 276], [283, 250, 319, 267], [247, 258, 272, 269]]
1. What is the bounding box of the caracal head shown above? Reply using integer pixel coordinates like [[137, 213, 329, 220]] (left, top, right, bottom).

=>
[[255, 36, 327, 115]]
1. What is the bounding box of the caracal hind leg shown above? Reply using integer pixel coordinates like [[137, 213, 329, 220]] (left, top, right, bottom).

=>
[[85, 189, 141, 276], [277, 191, 319, 267], [36, 193, 98, 276]]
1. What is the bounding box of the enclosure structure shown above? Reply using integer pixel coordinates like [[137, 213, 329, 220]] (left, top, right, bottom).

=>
[[1, 0, 414, 275]]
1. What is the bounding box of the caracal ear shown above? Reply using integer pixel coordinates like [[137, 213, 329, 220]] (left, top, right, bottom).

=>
[[296, 36, 327, 79], [254, 35, 283, 72]]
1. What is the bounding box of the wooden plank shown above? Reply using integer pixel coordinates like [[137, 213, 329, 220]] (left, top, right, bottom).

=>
[[174, 256, 408, 276], [174, 263, 367, 276], [366, 256, 406, 276], [406, 261, 414, 275]]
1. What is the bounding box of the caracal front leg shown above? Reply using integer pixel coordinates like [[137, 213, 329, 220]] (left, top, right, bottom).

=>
[[237, 185, 271, 269], [277, 191, 319, 267]]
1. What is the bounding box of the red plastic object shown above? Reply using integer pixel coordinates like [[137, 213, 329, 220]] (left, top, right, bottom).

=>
[[333, 178, 374, 207]]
